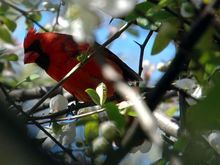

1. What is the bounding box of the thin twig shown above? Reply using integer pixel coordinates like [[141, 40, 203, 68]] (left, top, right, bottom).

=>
[[33, 107, 105, 125], [29, 102, 93, 121], [0, 84, 77, 161], [102, 20, 135, 47], [9, 86, 62, 101], [1, 0, 48, 32], [135, 30, 154, 76], [27, 62, 84, 114], [52, 0, 65, 31]]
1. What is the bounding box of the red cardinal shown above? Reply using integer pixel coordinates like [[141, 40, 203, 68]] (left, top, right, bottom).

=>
[[23, 29, 140, 102]]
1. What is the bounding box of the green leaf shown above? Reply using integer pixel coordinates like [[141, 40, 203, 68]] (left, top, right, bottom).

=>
[[165, 106, 178, 117], [85, 88, 100, 105], [104, 102, 126, 132], [25, 19, 34, 29], [173, 137, 188, 152], [180, 2, 195, 18], [76, 108, 99, 126], [0, 54, 18, 61], [26, 73, 40, 82], [125, 2, 174, 30], [151, 20, 179, 55], [52, 122, 63, 135], [127, 27, 139, 37], [0, 25, 13, 44], [0, 16, 17, 32], [77, 53, 88, 63], [186, 77, 220, 131], [96, 82, 107, 106], [119, 106, 137, 117], [0, 4, 9, 14], [15, 73, 40, 88], [195, 27, 214, 51], [28, 11, 42, 22], [158, 0, 173, 8], [84, 121, 99, 144]]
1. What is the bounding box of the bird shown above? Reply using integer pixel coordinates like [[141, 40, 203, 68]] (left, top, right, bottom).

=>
[[23, 28, 141, 102]]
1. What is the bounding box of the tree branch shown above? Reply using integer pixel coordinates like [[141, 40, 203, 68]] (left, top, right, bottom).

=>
[[9, 86, 62, 101], [1, 0, 48, 32], [136, 30, 154, 76]]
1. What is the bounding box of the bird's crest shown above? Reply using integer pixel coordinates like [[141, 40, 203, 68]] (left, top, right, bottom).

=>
[[24, 28, 38, 49]]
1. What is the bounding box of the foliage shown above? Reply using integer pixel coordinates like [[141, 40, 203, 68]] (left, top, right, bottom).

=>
[[1, 0, 220, 165]]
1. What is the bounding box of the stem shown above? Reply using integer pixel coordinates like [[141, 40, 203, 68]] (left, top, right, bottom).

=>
[[1, 0, 48, 32], [137, 30, 154, 76]]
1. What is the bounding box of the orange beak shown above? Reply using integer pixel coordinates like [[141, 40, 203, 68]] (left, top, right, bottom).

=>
[[24, 51, 40, 64]]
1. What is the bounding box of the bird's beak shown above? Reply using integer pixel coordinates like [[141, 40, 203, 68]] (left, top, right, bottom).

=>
[[24, 51, 40, 64]]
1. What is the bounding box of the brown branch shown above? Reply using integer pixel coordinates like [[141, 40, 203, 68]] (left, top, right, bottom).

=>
[[135, 30, 154, 76]]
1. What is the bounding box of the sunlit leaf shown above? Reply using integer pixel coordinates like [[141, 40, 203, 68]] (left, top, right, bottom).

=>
[[85, 88, 100, 105], [26, 73, 40, 81], [15, 73, 40, 88], [158, 0, 173, 8], [165, 106, 178, 117], [96, 82, 107, 106], [76, 108, 99, 126]]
